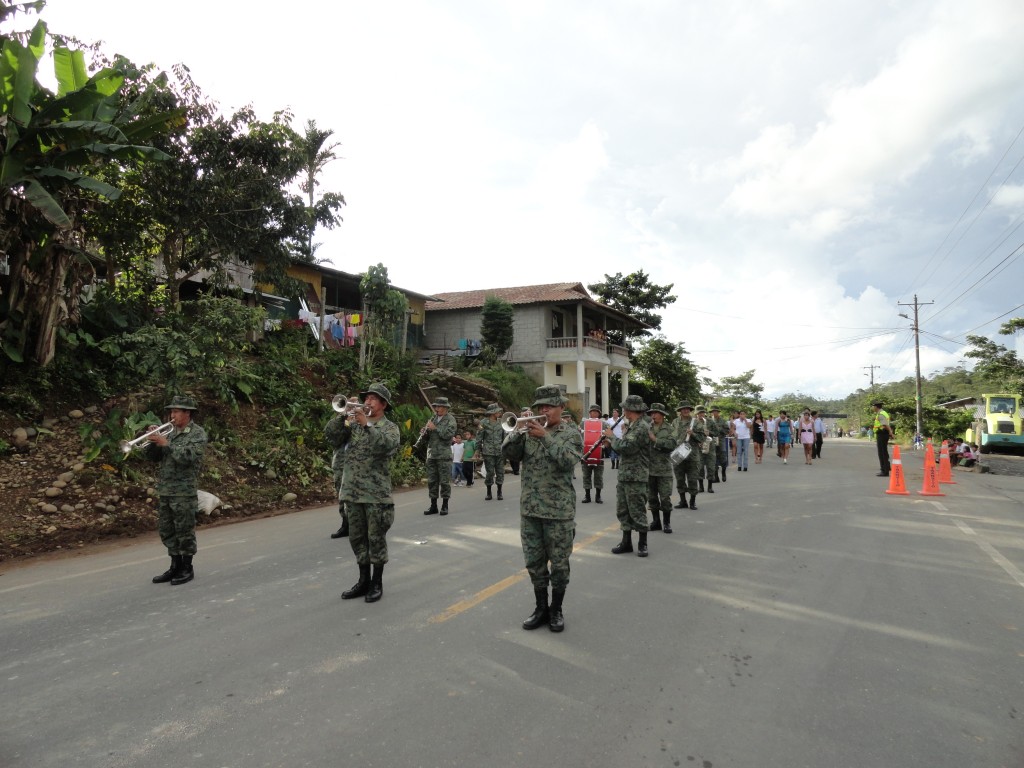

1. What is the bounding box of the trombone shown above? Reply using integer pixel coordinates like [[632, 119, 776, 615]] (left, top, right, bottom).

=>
[[120, 422, 174, 453], [501, 412, 548, 433], [331, 394, 370, 416]]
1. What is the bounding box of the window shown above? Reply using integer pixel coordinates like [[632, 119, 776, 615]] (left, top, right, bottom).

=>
[[555, 364, 563, 376]]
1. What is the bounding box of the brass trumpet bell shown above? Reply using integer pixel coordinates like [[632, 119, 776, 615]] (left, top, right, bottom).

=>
[[500, 412, 548, 433], [120, 421, 175, 453], [332, 395, 370, 415]]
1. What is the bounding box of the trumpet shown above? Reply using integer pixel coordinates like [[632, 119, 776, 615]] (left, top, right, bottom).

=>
[[331, 394, 370, 416], [120, 422, 174, 453], [501, 412, 548, 433]]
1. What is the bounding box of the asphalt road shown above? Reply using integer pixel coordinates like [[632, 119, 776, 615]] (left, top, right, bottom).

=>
[[2, 439, 1022, 768]]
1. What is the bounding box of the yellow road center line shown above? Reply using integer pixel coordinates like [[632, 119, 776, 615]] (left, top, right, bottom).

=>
[[428, 523, 620, 624]]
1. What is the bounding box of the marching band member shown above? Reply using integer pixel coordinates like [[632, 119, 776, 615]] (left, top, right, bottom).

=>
[[605, 395, 651, 557], [502, 385, 582, 632], [422, 396, 458, 516], [580, 404, 605, 503], [477, 403, 505, 500]]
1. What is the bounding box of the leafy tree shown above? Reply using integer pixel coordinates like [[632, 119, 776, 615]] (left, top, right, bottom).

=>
[[587, 270, 676, 342], [632, 336, 700, 408], [964, 318, 1024, 396], [710, 370, 764, 413], [296, 119, 345, 260], [0, 9, 179, 365], [480, 295, 514, 358], [359, 263, 408, 377]]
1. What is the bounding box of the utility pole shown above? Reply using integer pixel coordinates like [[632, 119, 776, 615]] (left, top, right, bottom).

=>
[[898, 295, 934, 440], [863, 364, 879, 391]]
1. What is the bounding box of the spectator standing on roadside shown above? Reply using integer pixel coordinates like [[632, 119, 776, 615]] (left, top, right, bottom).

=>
[[812, 411, 824, 459], [766, 414, 776, 450], [461, 430, 476, 486], [732, 410, 752, 471]]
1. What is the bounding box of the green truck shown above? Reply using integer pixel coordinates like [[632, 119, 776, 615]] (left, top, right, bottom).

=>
[[965, 393, 1024, 453]]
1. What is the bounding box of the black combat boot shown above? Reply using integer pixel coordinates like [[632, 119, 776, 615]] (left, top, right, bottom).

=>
[[698, 479, 704, 492], [594, 489, 603, 504], [689, 493, 698, 510], [721, 467, 727, 482], [637, 532, 649, 557], [650, 510, 662, 531], [170, 555, 194, 585], [365, 564, 384, 603], [675, 496, 686, 509], [548, 588, 565, 632], [496, 484, 503, 500], [713, 471, 721, 482], [522, 587, 549, 630], [611, 530, 633, 554], [330, 511, 349, 538], [424, 498, 439, 515], [582, 489, 591, 503], [485, 485, 493, 500], [440, 498, 449, 516], [342, 564, 371, 599], [707, 480, 715, 494], [663, 510, 672, 534], [152, 555, 180, 584]]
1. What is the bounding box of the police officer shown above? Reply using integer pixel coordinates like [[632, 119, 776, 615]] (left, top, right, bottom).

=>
[[872, 401, 893, 476], [144, 395, 207, 586], [477, 403, 505, 500], [325, 408, 351, 539], [672, 403, 701, 513], [502, 385, 582, 632], [647, 403, 675, 531], [340, 383, 401, 603], [580, 404, 605, 504], [423, 396, 458, 515], [605, 394, 651, 557]]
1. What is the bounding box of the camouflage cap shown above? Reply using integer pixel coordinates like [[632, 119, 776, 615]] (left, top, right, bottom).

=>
[[588, 404, 602, 414], [432, 396, 452, 408], [165, 395, 197, 410], [532, 385, 568, 408], [648, 402, 670, 416], [675, 403, 693, 412], [695, 405, 708, 414], [485, 403, 502, 415], [360, 382, 392, 407], [710, 404, 722, 412], [621, 394, 647, 413]]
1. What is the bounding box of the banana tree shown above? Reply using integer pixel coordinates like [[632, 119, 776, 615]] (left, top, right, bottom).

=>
[[0, 18, 180, 365]]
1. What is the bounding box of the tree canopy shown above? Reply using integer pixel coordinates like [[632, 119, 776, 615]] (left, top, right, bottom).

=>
[[587, 270, 676, 341], [480, 295, 515, 358], [632, 336, 700, 408]]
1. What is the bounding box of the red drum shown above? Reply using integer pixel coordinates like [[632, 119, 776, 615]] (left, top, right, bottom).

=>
[[582, 419, 604, 466]]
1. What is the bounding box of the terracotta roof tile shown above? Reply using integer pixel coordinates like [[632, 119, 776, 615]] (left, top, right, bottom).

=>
[[426, 283, 590, 311]]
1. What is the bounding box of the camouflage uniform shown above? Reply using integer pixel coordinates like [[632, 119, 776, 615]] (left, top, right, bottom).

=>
[[424, 398, 458, 510], [646, 404, 675, 529], [143, 415, 207, 557], [477, 405, 505, 497], [701, 410, 719, 492], [711, 408, 731, 480], [579, 408, 605, 502], [324, 414, 351, 534], [341, 412, 401, 566], [503, 385, 582, 632], [610, 402, 650, 535]]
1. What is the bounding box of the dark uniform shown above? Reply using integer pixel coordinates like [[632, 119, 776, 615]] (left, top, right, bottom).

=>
[[607, 394, 651, 557], [143, 395, 207, 586], [502, 385, 582, 632], [647, 403, 675, 530], [340, 383, 401, 603], [477, 403, 506, 500], [872, 402, 892, 476], [697, 406, 717, 494], [423, 396, 458, 515], [325, 412, 351, 538], [710, 407, 730, 482]]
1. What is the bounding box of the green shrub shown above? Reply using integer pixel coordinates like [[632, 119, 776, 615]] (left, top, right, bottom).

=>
[[474, 366, 538, 410]]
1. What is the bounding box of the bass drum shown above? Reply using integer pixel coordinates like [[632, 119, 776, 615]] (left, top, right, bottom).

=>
[[581, 419, 605, 466]]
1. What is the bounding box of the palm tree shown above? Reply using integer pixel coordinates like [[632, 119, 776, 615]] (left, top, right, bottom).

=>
[[297, 120, 342, 260]]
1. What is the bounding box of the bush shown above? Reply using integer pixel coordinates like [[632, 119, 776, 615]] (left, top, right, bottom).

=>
[[474, 366, 538, 410]]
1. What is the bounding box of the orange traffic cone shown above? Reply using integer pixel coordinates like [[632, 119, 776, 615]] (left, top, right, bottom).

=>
[[885, 445, 909, 495], [937, 440, 956, 484], [918, 440, 945, 496]]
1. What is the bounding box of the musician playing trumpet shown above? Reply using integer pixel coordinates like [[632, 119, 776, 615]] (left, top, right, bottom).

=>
[[143, 395, 207, 586], [477, 403, 505, 500], [646, 404, 676, 533], [422, 396, 458, 516], [502, 385, 582, 632]]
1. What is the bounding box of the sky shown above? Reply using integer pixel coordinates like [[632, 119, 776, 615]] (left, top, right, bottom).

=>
[[28, 0, 1024, 398]]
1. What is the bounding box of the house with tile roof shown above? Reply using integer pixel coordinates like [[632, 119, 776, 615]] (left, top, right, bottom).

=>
[[424, 283, 648, 413]]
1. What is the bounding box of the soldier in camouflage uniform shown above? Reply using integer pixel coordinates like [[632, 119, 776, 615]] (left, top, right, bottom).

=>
[[580, 404, 605, 504], [477, 403, 506, 500], [144, 395, 207, 586], [701, 405, 719, 495], [339, 383, 401, 603], [502, 385, 582, 632], [711, 405, 731, 483], [693, 406, 716, 507], [647, 403, 675, 532], [606, 394, 651, 557], [672, 403, 704, 512], [422, 396, 458, 516], [324, 410, 351, 539]]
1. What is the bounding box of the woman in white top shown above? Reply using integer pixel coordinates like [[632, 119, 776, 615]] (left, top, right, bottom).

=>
[[797, 410, 815, 465], [732, 411, 752, 471]]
